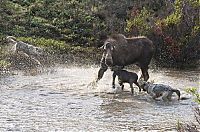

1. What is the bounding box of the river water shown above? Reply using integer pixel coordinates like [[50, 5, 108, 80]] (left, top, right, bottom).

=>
[[0, 66, 199, 131]]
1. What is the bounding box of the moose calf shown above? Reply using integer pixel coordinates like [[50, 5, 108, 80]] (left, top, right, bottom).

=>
[[112, 69, 142, 95]]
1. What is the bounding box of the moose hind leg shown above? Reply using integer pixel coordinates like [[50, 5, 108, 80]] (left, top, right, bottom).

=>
[[141, 67, 149, 81]]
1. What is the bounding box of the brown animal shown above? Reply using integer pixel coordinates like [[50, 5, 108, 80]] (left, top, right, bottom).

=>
[[112, 69, 142, 95], [96, 34, 155, 85]]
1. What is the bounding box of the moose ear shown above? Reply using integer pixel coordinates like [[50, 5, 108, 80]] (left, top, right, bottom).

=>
[[99, 45, 104, 49], [100, 42, 110, 50], [111, 45, 115, 50]]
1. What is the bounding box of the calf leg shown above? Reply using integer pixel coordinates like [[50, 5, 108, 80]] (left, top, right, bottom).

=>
[[119, 82, 124, 91], [130, 83, 134, 95], [134, 81, 142, 92]]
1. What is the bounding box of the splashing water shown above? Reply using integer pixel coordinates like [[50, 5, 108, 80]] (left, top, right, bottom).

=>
[[0, 66, 199, 131]]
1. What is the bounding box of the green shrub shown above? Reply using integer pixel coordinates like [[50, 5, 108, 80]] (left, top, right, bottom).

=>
[[18, 37, 70, 53], [126, 0, 200, 68], [126, 7, 151, 36], [186, 87, 200, 104], [177, 87, 200, 132], [0, 60, 11, 69], [17, 37, 101, 58], [0, 0, 199, 67], [0, 0, 106, 46], [0, 44, 11, 70]]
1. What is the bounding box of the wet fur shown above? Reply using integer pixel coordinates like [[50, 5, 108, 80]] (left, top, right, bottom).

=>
[[142, 82, 181, 101]]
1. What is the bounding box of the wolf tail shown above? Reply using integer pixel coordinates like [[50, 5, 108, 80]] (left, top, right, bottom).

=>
[[172, 89, 181, 100]]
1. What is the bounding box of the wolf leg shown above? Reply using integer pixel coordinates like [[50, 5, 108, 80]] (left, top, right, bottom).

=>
[[162, 92, 170, 101], [166, 91, 173, 101]]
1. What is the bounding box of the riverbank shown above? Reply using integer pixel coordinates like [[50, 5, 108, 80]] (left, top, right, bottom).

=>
[[1, 48, 199, 77], [0, 36, 199, 75], [0, 37, 102, 75]]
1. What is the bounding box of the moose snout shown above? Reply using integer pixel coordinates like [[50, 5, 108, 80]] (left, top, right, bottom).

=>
[[105, 58, 113, 66]]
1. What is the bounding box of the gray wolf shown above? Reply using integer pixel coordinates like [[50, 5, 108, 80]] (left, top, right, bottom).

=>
[[141, 82, 180, 101], [6, 36, 43, 56], [6, 36, 44, 65]]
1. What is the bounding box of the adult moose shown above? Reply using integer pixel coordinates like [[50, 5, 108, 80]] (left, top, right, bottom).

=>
[[96, 34, 155, 88]]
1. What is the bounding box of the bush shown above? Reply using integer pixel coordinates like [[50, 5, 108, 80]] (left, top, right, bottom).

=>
[[0, 44, 11, 71], [17, 37, 102, 64], [126, 0, 200, 68], [0, 0, 199, 67], [126, 7, 151, 36], [186, 87, 200, 105]]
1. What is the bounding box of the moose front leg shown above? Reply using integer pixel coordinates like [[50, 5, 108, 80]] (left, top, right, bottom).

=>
[[97, 67, 107, 82], [112, 72, 117, 89], [96, 57, 108, 82], [141, 67, 149, 81]]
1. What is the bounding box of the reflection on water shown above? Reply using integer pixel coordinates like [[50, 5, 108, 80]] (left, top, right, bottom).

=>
[[0, 66, 199, 131]]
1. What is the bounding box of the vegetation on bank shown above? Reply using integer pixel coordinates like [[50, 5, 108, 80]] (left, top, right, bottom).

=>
[[0, 0, 199, 69], [0, 36, 102, 71], [126, 0, 200, 67], [177, 87, 200, 131], [186, 87, 200, 104]]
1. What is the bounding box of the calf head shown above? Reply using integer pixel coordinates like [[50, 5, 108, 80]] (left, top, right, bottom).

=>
[[138, 80, 151, 91]]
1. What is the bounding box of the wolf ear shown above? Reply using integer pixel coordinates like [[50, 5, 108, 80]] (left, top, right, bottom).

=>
[[147, 82, 152, 85]]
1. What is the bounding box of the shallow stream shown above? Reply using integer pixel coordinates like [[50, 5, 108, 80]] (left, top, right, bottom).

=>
[[0, 66, 199, 131]]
